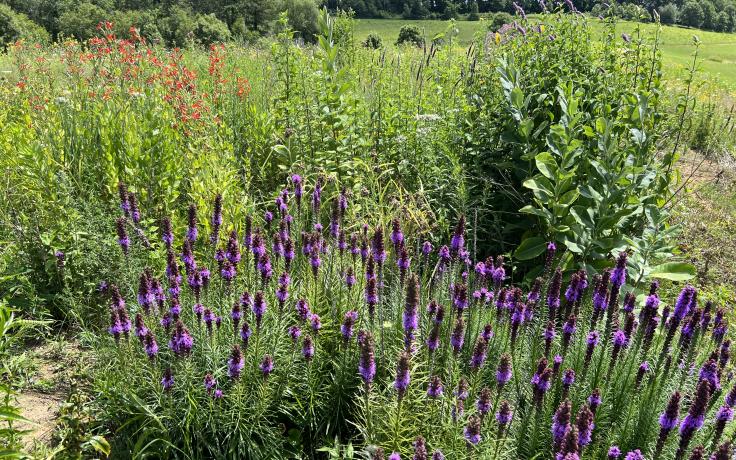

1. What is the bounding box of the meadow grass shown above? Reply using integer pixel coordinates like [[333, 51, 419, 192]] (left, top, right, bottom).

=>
[[354, 18, 736, 92]]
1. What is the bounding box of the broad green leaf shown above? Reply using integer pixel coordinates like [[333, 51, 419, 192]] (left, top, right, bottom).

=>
[[514, 237, 548, 260], [522, 177, 553, 196], [648, 263, 696, 281], [510, 87, 524, 109], [535, 152, 557, 180], [520, 205, 553, 221], [86, 436, 111, 456]]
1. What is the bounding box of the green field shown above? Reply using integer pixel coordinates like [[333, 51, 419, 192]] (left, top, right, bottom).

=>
[[355, 18, 736, 92]]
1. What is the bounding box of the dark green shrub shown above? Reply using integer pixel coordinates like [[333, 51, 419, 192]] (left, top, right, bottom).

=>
[[157, 6, 230, 46], [468, 1, 481, 21], [619, 3, 650, 21], [714, 10, 734, 31], [56, 2, 106, 41], [701, 0, 717, 30], [395, 24, 423, 47], [110, 9, 162, 44], [487, 12, 513, 31], [0, 4, 50, 45], [362, 32, 382, 49], [194, 13, 232, 44], [657, 3, 678, 25], [464, 14, 680, 274], [331, 9, 356, 49], [680, 1, 704, 28], [282, 0, 320, 43], [440, 3, 459, 20]]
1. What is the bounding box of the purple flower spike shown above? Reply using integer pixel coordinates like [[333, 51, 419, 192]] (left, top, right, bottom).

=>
[[496, 354, 512, 386], [341, 310, 358, 342], [259, 355, 274, 377], [288, 325, 302, 342], [302, 334, 315, 361], [228, 344, 244, 380], [608, 446, 621, 459], [427, 375, 444, 398], [476, 387, 491, 415], [394, 351, 411, 399], [161, 368, 174, 391], [143, 331, 158, 359], [186, 204, 198, 243], [610, 251, 628, 287], [210, 194, 223, 243], [496, 400, 513, 427], [358, 331, 376, 385], [576, 405, 594, 446], [552, 400, 572, 445], [451, 215, 465, 256], [464, 415, 482, 446], [116, 217, 130, 255]]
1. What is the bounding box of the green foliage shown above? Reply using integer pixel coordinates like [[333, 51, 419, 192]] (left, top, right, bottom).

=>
[[468, 1, 481, 21], [464, 14, 685, 277], [0, 3, 50, 46], [157, 5, 231, 46], [487, 12, 513, 31], [396, 24, 424, 46], [362, 32, 383, 48], [56, 2, 107, 41], [281, 0, 320, 43], [680, 1, 705, 28], [657, 3, 678, 25]]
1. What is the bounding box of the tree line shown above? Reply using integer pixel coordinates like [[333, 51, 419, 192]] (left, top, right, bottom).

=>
[[0, 0, 734, 48]]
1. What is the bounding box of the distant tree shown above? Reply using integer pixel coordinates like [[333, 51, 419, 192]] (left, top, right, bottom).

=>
[[396, 24, 423, 46], [195, 13, 232, 44], [57, 2, 106, 40], [441, 2, 460, 19], [701, 0, 717, 29], [110, 9, 162, 43], [401, 0, 430, 19], [468, 1, 481, 20], [4, 0, 59, 38], [281, 0, 320, 42], [726, 4, 736, 31], [680, 1, 704, 27], [657, 3, 678, 24], [488, 11, 513, 30], [0, 3, 50, 45], [714, 10, 732, 30], [157, 5, 198, 46]]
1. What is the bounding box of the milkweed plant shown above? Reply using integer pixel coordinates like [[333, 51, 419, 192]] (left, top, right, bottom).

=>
[[97, 176, 734, 459]]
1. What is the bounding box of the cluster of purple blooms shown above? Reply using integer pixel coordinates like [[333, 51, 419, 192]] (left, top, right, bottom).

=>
[[106, 177, 735, 459]]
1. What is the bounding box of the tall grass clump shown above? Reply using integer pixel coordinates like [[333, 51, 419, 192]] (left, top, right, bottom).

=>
[[94, 175, 734, 459]]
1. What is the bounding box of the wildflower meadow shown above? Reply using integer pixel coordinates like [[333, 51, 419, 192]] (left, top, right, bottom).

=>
[[1, 3, 735, 460]]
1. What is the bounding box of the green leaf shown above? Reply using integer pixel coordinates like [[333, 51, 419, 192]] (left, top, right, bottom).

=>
[[0, 408, 34, 425], [510, 87, 524, 109], [86, 436, 111, 456], [648, 263, 696, 281], [514, 237, 548, 260], [522, 177, 553, 200], [535, 152, 557, 180], [520, 205, 552, 221]]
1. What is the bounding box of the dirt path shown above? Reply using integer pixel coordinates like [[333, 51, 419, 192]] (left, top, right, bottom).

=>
[[14, 341, 80, 451]]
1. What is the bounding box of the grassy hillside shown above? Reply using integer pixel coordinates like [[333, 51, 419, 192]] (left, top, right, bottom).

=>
[[354, 18, 736, 91]]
